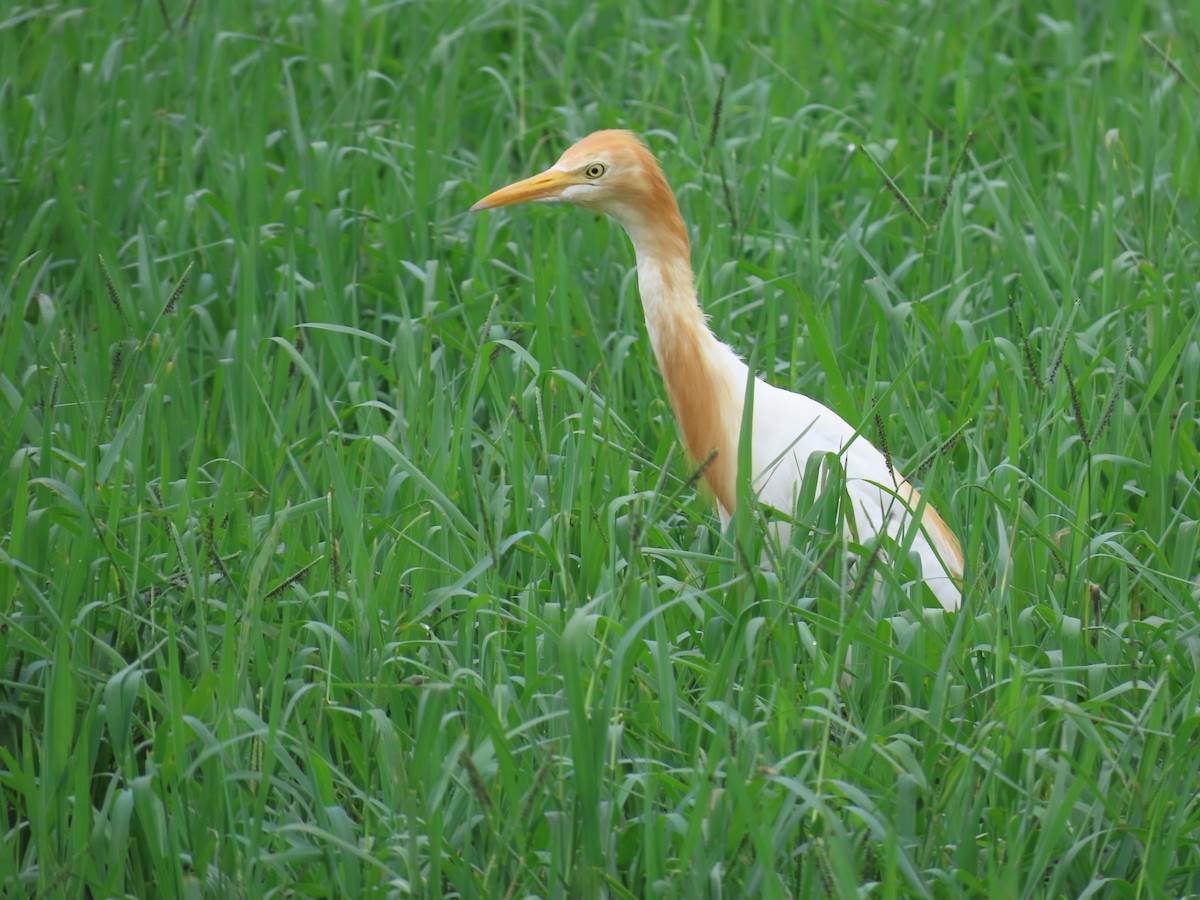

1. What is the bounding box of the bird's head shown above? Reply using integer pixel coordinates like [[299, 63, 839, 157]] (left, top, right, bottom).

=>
[[470, 130, 679, 234]]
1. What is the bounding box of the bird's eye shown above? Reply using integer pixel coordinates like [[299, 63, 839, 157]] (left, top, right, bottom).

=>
[[584, 163, 607, 179]]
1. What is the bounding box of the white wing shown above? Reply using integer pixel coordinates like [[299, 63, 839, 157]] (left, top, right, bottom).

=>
[[725, 373, 963, 611]]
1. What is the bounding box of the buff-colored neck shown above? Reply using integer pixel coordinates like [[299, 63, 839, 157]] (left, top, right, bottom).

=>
[[617, 189, 742, 515]]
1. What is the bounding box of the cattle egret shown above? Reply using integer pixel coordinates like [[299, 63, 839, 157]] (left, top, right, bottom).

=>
[[471, 130, 963, 609]]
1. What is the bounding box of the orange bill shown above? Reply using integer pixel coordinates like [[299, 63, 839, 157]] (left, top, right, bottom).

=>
[[470, 169, 577, 211]]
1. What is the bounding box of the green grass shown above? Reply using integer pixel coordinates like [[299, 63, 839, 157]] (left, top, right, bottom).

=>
[[2, 0, 1199, 896]]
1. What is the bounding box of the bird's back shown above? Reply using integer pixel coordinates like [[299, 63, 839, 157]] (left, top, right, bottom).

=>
[[739, 374, 963, 610]]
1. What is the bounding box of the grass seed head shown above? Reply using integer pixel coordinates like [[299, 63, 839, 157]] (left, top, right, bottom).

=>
[[1064, 363, 1091, 446], [98, 254, 122, 312], [872, 402, 893, 479], [163, 261, 193, 315]]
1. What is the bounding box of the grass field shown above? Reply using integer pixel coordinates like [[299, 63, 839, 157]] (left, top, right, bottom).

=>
[[2, 0, 1199, 896]]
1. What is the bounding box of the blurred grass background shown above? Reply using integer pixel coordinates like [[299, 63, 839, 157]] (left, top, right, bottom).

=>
[[1, 0, 1198, 896]]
